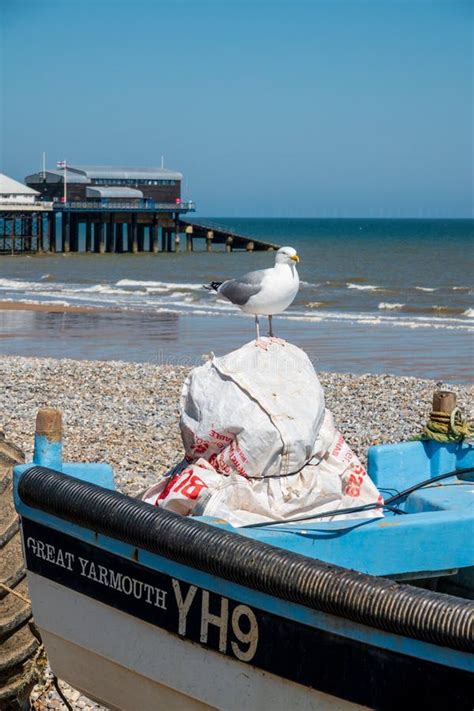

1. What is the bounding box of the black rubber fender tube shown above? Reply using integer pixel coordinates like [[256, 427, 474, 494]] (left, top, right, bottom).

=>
[[18, 466, 474, 653]]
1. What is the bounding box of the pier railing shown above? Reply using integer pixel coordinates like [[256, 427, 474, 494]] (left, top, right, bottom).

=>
[[55, 200, 196, 212]]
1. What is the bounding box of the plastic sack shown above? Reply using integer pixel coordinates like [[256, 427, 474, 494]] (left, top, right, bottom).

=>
[[180, 340, 326, 479], [143, 341, 382, 526]]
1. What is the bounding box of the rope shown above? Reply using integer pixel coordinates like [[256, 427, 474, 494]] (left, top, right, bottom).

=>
[[415, 407, 474, 443], [0, 581, 30, 603], [52, 675, 74, 711], [0, 569, 95, 707]]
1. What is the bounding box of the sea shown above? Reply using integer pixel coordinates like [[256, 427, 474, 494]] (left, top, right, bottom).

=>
[[0, 218, 472, 382]]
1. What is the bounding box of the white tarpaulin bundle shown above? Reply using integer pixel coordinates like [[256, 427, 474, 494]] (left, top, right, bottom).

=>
[[144, 341, 383, 527]]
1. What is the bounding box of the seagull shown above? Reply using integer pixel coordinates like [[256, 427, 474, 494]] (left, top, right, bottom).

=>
[[205, 246, 300, 346]]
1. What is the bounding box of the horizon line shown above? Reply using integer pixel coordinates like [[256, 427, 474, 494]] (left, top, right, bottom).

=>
[[193, 215, 474, 220]]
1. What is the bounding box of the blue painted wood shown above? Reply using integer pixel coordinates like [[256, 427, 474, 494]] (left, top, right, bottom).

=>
[[233, 508, 474, 576], [33, 433, 63, 470], [16, 427, 115, 491], [14, 462, 115, 492], [367, 439, 474, 489]]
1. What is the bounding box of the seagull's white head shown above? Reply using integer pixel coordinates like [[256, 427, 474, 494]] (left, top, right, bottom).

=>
[[275, 246, 300, 265]]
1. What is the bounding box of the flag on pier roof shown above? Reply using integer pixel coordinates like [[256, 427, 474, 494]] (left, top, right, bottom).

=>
[[56, 160, 66, 168]]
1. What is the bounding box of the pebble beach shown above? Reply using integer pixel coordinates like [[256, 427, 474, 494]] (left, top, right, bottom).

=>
[[2, 354, 473, 710], [3, 354, 473, 497]]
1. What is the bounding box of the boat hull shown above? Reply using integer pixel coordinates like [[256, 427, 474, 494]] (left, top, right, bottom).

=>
[[31, 573, 363, 710], [19, 514, 474, 711]]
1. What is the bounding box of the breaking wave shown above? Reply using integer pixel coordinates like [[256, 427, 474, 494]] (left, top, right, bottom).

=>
[[0, 278, 40, 291], [116, 278, 203, 291], [76, 285, 132, 295], [300, 280, 321, 288], [346, 283, 380, 291], [18, 299, 71, 307], [378, 302, 404, 310]]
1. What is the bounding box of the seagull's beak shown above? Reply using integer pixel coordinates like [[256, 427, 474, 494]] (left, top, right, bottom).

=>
[[291, 254, 300, 263]]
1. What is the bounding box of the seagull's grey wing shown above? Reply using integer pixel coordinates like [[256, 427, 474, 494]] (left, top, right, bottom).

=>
[[218, 269, 267, 306]]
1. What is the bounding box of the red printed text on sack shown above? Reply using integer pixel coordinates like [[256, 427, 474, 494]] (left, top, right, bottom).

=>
[[172, 471, 209, 500], [332, 435, 345, 458], [344, 463, 368, 498], [191, 436, 209, 455], [209, 429, 233, 444]]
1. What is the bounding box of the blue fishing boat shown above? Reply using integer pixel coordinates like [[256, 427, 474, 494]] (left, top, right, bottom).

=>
[[13, 408, 474, 710]]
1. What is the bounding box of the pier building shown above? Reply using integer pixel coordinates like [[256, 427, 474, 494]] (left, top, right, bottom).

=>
[[25, 165, 182, 205], [0, 173, 43, 206]]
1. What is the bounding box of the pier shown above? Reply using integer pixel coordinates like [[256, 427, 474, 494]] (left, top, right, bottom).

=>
[[0, 204, 279, 254], [1, 166, 279, 255], [180, 219, 279, 252]]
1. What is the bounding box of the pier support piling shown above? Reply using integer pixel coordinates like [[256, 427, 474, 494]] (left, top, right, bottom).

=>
[[49, 214, 56, 253], [43, 215, 48, 252], [85, 221, 92, 253], [37, 214, 44, 253], [150, 219, 159, 254], [127, 215, 138, 254], [70, 214, 79, 252], [93, 222, 99, 253], [115, 223, 123, 253], [174, 216, 180, 253], [69, 214, 75, 252], [62, 213, 70, 253], [106, 217, 115, 253], [185, 225, 193, 252], [12, 216, 17, 254], [93, 220, 104, 253], [99, 218, 106, 254], [27, 219, 31, 252], [137, 224, 145, 252], [206, 230, 214, 252]]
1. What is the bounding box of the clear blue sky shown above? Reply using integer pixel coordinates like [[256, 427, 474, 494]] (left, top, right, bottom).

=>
[[1, 0, 472, 217]]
